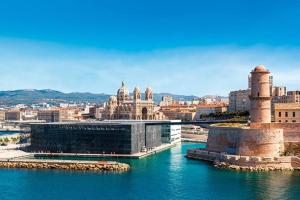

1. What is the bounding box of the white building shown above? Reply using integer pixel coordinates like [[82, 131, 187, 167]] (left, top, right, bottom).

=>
[[161, 120, 182, 144], [160, 96, 173, 106]]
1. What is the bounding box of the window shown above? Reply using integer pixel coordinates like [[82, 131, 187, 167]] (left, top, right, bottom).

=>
[[286, 120, 288, 123], [285, 112, 288, 117], [279, 112, 281, 117], [293, 112, 296, 117], [292, 120, 296, 123]]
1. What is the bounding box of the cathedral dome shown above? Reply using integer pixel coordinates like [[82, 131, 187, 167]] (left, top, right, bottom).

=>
[[117, 81, 129, 96], [117, 81, 129, 101]]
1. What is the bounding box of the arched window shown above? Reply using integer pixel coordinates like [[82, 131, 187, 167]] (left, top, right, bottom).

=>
[[142, 107, 148, 120]]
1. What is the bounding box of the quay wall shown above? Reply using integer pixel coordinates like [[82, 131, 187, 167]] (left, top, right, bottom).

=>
[[187, 149, 295, 170], [206, 127, 284, 157]]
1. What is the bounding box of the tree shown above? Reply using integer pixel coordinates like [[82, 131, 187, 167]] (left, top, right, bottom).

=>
[[4, 137, 9, 143], [11, 137, 18, 143]]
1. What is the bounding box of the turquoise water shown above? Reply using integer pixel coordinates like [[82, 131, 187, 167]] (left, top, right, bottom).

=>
[[0, 143, 300, 200], [0, 131, 20, 136]]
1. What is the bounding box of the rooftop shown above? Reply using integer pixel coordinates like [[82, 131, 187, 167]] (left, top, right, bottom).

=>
[[275, 103, 300, 110], [30, 120, 182, 126], [253, 65, 269, 73]]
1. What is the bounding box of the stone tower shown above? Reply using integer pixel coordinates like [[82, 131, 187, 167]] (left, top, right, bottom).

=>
[[145, 87, 153, 101], [133, 87, 141, 101], [250, 65, 271, 123]]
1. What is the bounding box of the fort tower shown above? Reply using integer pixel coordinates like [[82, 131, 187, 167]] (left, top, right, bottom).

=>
[[250, 65, 271, 123]]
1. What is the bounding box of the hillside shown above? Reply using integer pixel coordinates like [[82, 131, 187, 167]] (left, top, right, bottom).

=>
[[0, 89, 198, 106]]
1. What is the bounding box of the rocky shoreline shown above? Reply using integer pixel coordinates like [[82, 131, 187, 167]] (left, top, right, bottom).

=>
[[214, 160, 296, 172], [0, 160, 130, 172], [187, 148, 300, 172]]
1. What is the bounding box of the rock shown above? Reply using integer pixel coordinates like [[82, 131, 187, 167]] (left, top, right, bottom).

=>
[[0, 161, 130, 172]]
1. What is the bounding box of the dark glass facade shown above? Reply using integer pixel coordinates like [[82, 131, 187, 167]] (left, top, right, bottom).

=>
[[30, 122, 162, 154]]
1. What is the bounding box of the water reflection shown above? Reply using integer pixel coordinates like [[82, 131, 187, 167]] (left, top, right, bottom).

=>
[[250, 171, 300, 199]]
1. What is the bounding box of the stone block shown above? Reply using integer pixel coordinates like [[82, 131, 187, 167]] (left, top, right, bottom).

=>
[[239, 156, 250, 162], [250, 157, 261, 162], [262, 157, 273, 162], [187, 149, 195, 154], [224, 155, 231, 160], [199, 150, 208, 155], [220, 153, 227, 160], [194, 149, 201, 153], [229, 155, 239, 161], [276, 156, 292, 163], [209, 152, 220, 158]]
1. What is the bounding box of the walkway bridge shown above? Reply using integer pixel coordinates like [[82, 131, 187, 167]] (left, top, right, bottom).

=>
[[145, 120, 247, 129]]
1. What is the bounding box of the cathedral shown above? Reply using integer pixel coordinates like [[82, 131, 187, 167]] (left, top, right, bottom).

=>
[[104, 82, 155, 120]]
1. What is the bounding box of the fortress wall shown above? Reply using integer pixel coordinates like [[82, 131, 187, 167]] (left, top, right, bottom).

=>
[[206, 127, 284, 157], [206, 127, 241, 154], [237, 128, 284, 157], [251, 123, 300, 143], [187, 149, 293, 169]]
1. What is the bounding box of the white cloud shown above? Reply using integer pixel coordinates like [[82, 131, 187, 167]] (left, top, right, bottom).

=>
[[0, 38, 299, 96]]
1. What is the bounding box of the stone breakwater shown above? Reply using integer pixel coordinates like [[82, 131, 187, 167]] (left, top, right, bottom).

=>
[[0, 160, 130, 172], [213, 160, 294, 172], [187, 148, 300, 172]]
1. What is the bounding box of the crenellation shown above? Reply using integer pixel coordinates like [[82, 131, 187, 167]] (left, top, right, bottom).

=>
[[229, 155, 239, 161], [239, 156, 250, 162], [262, 157, 273, 162], [250, 157, 261, 162]]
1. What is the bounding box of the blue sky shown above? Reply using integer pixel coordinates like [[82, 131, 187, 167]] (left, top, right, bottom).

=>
[[0, 0, 300, 96]]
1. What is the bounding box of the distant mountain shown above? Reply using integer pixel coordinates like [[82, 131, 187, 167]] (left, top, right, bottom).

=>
[[0, 89, 110, 106], [0, 89, 198, 106]]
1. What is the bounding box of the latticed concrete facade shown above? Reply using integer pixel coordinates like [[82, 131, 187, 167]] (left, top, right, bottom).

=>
[[104, 82, 155, 120], [30, 122, 162, 154]]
